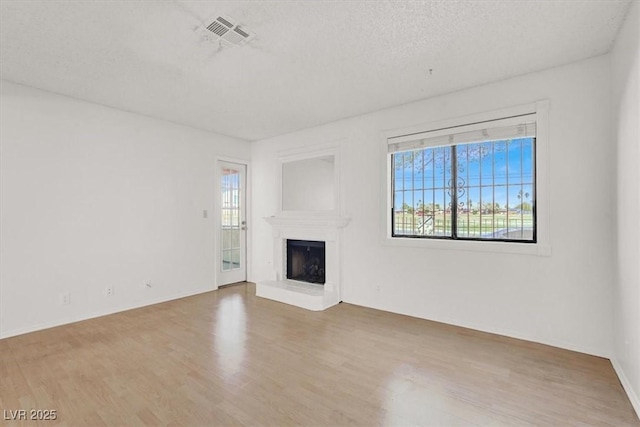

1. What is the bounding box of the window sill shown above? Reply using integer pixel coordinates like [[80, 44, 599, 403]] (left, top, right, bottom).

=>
[[383, 236, 552, 256]]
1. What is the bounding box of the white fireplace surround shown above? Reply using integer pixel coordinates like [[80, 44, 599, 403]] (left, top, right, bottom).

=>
[[256, 215, 350, 311]]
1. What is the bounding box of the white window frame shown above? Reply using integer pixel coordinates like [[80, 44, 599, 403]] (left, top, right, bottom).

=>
[[380, 101, 551, 256]]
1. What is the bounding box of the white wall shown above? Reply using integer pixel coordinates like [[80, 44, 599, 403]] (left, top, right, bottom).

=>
[[612, 0, 640, 415], [251, 55, 614, 357], [0, 81, 250, 338]]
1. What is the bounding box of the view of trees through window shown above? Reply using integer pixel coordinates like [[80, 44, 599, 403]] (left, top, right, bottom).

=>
[[392, 138, 535, 242]]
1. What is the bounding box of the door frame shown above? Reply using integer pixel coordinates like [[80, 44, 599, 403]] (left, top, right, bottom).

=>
[[215, 156, 251, 287]]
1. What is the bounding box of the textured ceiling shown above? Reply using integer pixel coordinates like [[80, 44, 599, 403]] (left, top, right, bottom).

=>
[[0, 0, 632, 141]]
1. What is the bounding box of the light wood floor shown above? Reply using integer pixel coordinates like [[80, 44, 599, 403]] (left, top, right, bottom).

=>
[[1, 283, 638, 426]]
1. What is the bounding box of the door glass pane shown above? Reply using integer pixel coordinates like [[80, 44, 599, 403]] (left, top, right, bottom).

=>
[[231, 229, 240, 249], [222, 250, 232, 271], [222, 229, 232, 250], [221, 167, 242, 271], [231, 249, 240, 268]]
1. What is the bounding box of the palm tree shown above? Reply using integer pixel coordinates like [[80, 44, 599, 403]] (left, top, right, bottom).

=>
[[517, 190, 530, 212]]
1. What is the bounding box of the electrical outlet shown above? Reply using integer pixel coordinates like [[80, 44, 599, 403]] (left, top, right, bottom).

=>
[[61, 292, 71, 305], [202, 209, 208, 219], [106, 286, 114, 297], [144, 280, 152, 289]]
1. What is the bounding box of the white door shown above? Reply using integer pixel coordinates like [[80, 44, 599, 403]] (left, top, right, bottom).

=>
[[218, 161, 247, 286]]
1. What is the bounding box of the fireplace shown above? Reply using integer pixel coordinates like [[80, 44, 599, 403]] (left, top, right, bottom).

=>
[[257, 215, 349, 310], [286, 239, 326, 284]]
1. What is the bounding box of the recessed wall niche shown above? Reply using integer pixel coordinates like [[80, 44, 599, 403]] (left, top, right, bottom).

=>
[[281, 154, 336, 213]]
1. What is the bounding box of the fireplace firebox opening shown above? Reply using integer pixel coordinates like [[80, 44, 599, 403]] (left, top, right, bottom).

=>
[[286, 239, 326, 284]]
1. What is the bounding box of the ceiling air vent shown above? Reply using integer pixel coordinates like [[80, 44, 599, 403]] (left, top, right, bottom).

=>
[[206, 16, 233, 37], [198, 15, 255, 47]]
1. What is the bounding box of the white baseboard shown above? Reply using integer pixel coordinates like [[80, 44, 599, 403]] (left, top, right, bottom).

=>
[[345, 297, 610, 358], [347, 297, 639, 418], [0, 285, 217, 340], [611, 357, 640, 419]]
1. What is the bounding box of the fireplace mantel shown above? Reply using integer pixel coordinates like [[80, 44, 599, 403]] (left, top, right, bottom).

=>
[[264, 214, 350, 229], [256, 214, 350, 311]]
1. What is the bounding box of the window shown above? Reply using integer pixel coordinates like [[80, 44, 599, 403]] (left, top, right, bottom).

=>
[[389, 114, 536, 243]]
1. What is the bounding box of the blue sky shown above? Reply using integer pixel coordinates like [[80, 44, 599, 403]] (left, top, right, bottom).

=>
[[394, 137, 534, 211]]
